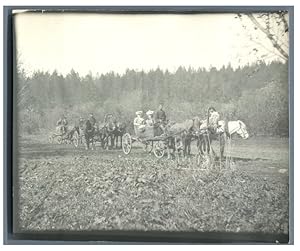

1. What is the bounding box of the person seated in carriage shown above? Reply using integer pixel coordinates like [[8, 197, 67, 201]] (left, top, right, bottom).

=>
[[56, 114, 68, 135], [145, 110, 154, 126], [154, 103, 167, 134], [133, 111, 146, 136]]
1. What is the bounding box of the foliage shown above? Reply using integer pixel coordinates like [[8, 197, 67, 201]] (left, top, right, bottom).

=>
[[237, 12, 289, 62], [16, 62, 288, 136]]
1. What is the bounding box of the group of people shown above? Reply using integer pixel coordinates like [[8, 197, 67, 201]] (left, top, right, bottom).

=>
[[133, 104, 222, 136], [56, 113, 97, 136], [133, 104, 167, 135], [55, 104, 222, 139]]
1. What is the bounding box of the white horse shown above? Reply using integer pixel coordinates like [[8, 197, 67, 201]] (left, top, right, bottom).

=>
[[198, 120, 249, 159], [218, 120, 249, 139]]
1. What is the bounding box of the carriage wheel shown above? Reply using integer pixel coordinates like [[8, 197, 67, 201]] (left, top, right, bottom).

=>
[[72, 131, 79, 148], [143, 141, 153, 153], [48, 135, 54, 143], [122, 133, 132, 155], [153, 141, 165, 159]]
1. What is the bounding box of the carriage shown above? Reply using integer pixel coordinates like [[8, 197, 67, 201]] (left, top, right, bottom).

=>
[[121, 124, 172, 158], [48, 126, 80, 147]]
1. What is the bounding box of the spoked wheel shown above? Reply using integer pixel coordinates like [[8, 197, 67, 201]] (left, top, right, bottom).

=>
[[153, 141, 165, 159], [72, 131, 79, 148], [143, 141, 153, 153], [122, 133, 132, 155]]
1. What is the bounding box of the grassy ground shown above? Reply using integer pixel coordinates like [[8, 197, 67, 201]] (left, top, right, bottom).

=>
[[14, 134, 289, 237]]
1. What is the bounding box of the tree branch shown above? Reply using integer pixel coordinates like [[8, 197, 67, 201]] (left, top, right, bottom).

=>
[[246, 13, 288, 61]]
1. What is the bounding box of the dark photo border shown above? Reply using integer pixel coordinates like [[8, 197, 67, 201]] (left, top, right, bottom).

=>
[[3, 5, 294, 244]]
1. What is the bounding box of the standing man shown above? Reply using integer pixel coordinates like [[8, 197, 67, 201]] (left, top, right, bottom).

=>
[[207, 107, 220, 134], [154, 103, 167, 133]]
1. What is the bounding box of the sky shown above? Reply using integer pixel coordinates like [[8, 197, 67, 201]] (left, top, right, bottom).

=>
[[13, 12, 286, 76]]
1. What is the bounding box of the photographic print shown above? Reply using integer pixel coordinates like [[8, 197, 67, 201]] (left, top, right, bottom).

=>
[[12, 9, 290, 242]]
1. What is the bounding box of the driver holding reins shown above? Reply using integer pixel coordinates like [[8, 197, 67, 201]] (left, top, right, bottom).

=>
[[154, 103, 167, 133]]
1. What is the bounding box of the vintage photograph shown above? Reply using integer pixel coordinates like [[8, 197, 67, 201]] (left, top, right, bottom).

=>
[[13, 10, 290, 239]]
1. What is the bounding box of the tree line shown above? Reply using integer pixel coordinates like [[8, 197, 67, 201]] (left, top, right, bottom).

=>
[[16, 61, 289, 136]]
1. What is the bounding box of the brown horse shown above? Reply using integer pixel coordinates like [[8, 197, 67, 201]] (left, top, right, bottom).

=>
[[113, 121, 127, 148], [165, 116, 201, 159], [83, 119, 95, 150]]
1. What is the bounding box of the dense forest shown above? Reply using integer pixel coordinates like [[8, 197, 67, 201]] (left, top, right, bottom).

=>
[[16, 61, 289, 136]]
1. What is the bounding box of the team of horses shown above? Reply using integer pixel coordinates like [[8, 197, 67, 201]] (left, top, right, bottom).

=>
[[78, 115, 127, 150], [64, 114, 249, 161], [158, 117, 249, 161]]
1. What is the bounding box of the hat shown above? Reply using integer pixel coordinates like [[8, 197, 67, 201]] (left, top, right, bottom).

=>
[[146, 110, 154, 116], [136, 111, 143, 115]]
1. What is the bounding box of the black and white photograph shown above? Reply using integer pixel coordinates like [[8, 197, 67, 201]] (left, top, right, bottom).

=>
[[11, 8, 291, 242]]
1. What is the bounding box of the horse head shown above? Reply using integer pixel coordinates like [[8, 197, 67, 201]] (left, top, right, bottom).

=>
[[236, 120, 249, 139], [191, 116, 201, 132]]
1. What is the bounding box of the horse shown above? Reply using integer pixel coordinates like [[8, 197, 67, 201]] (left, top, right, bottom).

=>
[[113, 121, 127, 148], [54, 124, 79, 141], [83, 119, 96, 150], [164, 116, 201, 160], [96, 114, 117, 149], [197, 120, 249, 160]]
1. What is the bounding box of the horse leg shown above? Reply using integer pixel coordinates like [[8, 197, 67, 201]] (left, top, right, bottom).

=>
[[115, 134, 119, 149], [91, 136, 95, 150], [175, 137, 182, 164], [187, 137, 191, 155], [85, 134, 89, 150], [196, 137, 201, 165], [166, 138, 173, 160], [219, 133, 226, 161], [166, 139, 171, 160], [111, 134, 115, 149], [181, 135, 186, 159]]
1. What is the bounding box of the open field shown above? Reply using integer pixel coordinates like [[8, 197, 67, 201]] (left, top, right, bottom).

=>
[[14, 134, 290, 240]]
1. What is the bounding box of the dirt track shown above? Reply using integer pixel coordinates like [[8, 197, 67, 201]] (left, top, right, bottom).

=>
[[14, 135, 289, 237]]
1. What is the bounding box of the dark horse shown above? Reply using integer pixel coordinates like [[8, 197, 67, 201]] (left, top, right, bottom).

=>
[[83, 119, 95, 150], [164, 117, 201, 159], [96, 114, 119, 149], [113, 121, 127, 148]]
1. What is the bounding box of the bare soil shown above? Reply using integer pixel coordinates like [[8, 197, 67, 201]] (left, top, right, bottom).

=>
[[14, 135, 289, 236]]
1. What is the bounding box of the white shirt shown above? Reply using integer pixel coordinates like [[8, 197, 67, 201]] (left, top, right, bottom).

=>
[[134, 116, 144, 126]]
